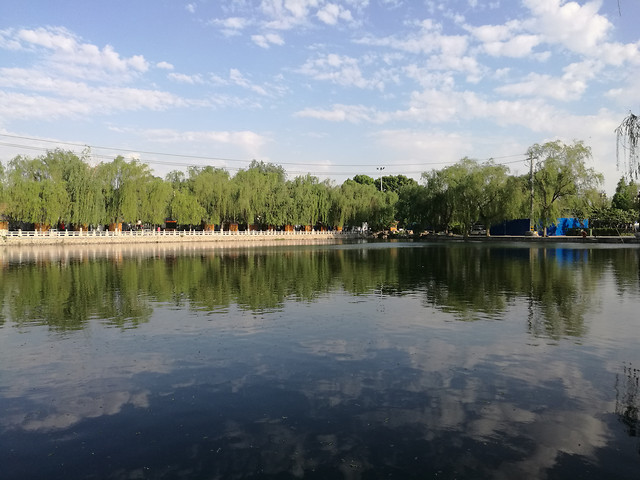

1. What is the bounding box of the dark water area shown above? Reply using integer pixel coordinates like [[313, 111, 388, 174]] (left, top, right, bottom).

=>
[[1, 241, 639, 479]]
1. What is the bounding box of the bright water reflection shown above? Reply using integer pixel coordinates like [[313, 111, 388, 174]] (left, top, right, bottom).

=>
[[0, 242, 639, 479]]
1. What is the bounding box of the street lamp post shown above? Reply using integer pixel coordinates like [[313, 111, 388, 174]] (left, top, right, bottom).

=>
[[377, 166, 385, 191]]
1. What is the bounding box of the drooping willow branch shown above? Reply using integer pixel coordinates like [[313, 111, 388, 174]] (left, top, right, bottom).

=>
[[615, 112, 640, 178]]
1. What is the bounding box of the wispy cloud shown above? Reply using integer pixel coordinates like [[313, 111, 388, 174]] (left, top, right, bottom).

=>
[[1, 27, 149, 82], [251, 32, 285, 48]]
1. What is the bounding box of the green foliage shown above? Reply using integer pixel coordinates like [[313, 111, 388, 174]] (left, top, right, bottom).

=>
[[527, 140, 603, 235], [352, 174, 375, 186], [1, 139, 607, 235], [98, 156, 154, 224], [143, 176, 172, 225], [611, 177, 639, 212], [380, 174, 418, 194], [169, 188, 205, 226], [189, 166, 231, 225], [396, 183, 430, 230], [5, 154, 70, 225], [419, 157, 519, 235]]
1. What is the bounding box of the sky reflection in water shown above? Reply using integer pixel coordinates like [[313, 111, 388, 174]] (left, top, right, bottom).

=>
[[0, 242, 639, 479]]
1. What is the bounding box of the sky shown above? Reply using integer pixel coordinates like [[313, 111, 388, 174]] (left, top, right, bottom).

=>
[[1, 0, 640, 195]]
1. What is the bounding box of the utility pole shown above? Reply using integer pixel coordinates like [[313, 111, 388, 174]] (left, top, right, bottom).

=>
[[527, 153, 537, 236], [529, 154, 534, 233]]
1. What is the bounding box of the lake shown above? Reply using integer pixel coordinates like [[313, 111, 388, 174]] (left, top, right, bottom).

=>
[[1, 241, 639, 479]]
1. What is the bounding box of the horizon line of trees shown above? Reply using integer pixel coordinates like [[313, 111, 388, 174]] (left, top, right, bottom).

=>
[[0, 140, 635, 235]]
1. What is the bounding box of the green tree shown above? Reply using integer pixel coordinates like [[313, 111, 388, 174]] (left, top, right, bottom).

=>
[[5, 154, 70, 227], [98, 156, 153, 226], [168, 189, 205, 227], [288, 174, 329, 227], [475, 162, 522, 236], [231, 161, 286, 225], [142, 176, 172, 226], [527, 141, 603, 236], [165, 170, 205, 227], [611, 177, 639, 212], [352, 174, 375, 186], [189, 166, 231, 226], [421, 168, 456, 233], [421, 161, 475, 234], [49, 150, 105, 227], [396, 184, 430, 230], [381, 174, 418, 194]]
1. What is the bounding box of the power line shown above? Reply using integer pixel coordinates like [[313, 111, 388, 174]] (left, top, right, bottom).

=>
[[0, 133, 529, 175]]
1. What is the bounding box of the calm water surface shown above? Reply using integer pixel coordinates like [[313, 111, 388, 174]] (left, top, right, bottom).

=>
[[0, 241, 639, 479]]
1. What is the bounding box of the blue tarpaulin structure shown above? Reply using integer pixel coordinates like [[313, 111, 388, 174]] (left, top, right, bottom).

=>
[[544, 218, 588, 236], [490, 218, 588, 236]]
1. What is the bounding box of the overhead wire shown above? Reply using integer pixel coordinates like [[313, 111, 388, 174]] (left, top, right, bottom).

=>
[[0, 133, 529, 177]]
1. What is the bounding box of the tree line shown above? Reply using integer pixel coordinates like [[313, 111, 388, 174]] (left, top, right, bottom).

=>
[[0, 139, 634, 234]]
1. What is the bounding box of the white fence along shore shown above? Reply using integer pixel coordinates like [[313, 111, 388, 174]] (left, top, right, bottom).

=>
[[0, 228, 361, 246]]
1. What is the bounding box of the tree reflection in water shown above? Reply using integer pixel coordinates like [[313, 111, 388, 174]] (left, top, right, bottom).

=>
[[0, 243, 638, 339], [616, 363, 640, 452]]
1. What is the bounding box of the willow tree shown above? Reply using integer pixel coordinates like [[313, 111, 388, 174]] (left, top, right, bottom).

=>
[[0, 162, 6, 211], [5, 155, 70, 227], [616, 112, 640, 178], [168, 189, 205, 227], [98, 156, 153, 225], [421, 164, 460, 233], [475, 161, 523, 236], [338, 180, 396, 230], [46, 149, 105, 227], [142, 176, 172, 226], [288, 174, 326, 227], [527, 140, 603, 236], [189, 166, 231, 226], [231, 161, 286, 225], [396, 183, 430, 230]]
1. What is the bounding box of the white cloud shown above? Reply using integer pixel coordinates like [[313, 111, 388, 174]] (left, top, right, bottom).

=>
[[317, 3, 353, 25], [0, 67, 190, 120], [138, 128, 270, 155], [295, 104, 389, 123], [523, 0, 611, 55], [298, 53, 385, 89], [229, 68, 269, 95], [251, 32, 285, 48], [211, 16, 251, 36], [168, 72, 204, 84], [354, 18, 483, 79], [375, 129, 474, 165], [185, 3, 196, 13], [596, 40, 640, 67], [1, 27, 149, 82], [495, 72, 587, 101], [260, 0, 321, 30], [156, 61, 174, 70]]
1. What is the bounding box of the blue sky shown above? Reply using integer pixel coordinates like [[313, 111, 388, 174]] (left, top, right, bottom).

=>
[[1, 0, 640, 194]]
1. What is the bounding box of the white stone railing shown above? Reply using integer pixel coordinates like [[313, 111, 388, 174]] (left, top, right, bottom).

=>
[[1, 228, 349, 238]]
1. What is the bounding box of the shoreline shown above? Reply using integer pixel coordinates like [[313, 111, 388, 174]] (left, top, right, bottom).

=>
[[2, 230, 639, 248], [413, 234, 640, 244], [0, 230, 363, 247]]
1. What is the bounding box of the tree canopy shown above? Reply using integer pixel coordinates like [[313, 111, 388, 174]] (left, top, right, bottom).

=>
[[527, 140, 603, 235], [0, 140, 609, 235]]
